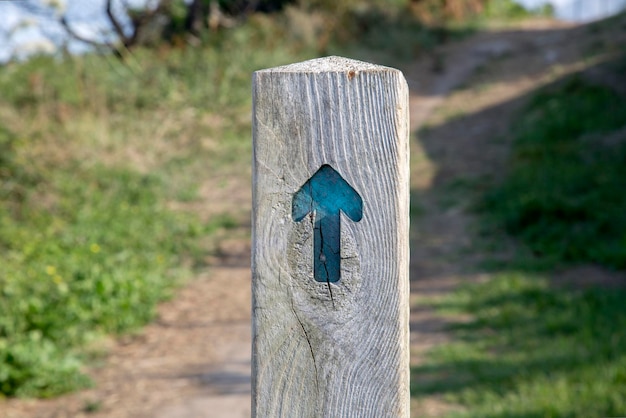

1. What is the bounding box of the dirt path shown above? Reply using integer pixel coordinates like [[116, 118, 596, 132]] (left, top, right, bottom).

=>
[[3, 242, 253, 418], [5, 16, 617, 418]]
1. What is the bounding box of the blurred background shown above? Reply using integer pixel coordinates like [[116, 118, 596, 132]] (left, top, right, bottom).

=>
[[0, 0, 625, 417]]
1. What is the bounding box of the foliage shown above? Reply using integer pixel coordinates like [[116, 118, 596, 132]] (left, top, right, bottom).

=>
[[0, 141, 201, 396], [481, 77, 626, 269], [407, 0, 553, 24], [482, 0, 554, 20], [338, 8, 439, 61], [483, 0, 533, 19], [0, 18, 303, 397], [412, 273, 626, 417]]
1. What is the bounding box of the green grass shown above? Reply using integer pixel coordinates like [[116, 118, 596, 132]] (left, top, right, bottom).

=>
[[0, 16, 318, 398], [412, 70, 626, 417], [482, 0, 554, 21], [481, 76, 626, 270], [0, 126, 205, 397], [412, 273, 626, 418]]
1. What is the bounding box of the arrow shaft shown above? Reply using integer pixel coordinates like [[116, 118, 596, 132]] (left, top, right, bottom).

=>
[[313, 214, 341, 283], [292, 164, 362, 284]]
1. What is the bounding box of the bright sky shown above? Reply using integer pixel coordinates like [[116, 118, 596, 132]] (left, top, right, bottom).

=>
[[0, 0, 625, 63], [0, 0, 142, 62]]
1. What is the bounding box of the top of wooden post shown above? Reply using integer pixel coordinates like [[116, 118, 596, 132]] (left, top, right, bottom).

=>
[[255, 55, 398, 74]]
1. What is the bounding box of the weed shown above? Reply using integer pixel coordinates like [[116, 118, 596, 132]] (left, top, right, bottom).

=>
[[0, 162, 204, 396], [83, 399, 103, 413]]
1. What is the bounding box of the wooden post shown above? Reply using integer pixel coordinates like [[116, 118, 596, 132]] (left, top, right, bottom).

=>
[[252, 56, 410, 417]]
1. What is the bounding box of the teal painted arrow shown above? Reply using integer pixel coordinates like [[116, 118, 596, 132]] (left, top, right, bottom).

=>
[[292, 165, 363, 283]]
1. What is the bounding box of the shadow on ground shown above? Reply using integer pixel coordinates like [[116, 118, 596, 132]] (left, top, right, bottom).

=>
[[406, 13, 626, 417]]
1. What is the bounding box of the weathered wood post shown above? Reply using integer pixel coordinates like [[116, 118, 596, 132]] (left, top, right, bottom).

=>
[[252, 56, 410, 417]]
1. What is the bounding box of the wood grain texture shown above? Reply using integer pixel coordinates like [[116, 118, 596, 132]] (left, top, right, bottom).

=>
[[252, 56, 410, 417]]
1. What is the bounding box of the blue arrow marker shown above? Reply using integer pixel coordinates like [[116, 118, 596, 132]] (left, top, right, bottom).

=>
[[292, 165, 363, 283]]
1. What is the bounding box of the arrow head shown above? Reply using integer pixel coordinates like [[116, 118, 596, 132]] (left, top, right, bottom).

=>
[[292, 165, 363, 284], [292, 164, 363, 222]]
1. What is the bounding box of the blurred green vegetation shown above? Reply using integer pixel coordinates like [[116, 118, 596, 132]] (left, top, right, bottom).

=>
[[413, 273, 626, 417], [0, 15, 313, 398], [412, 61, 626, 416], [0, 161, 199, 397], [0, 0, 572, 401], [482, 0, 553, 20], [482, 77, 626, 270]]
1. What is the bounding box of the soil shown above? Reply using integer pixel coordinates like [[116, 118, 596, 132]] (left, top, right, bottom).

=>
[[3, 15, 625, 418]]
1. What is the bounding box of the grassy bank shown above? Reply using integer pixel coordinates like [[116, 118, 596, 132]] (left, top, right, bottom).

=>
[[412, 73, 626, 416], [0, 16, 321, 398], [0, 154, 201, 397], [415, 273, 626, 417], [482, 76, 626, 270]]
